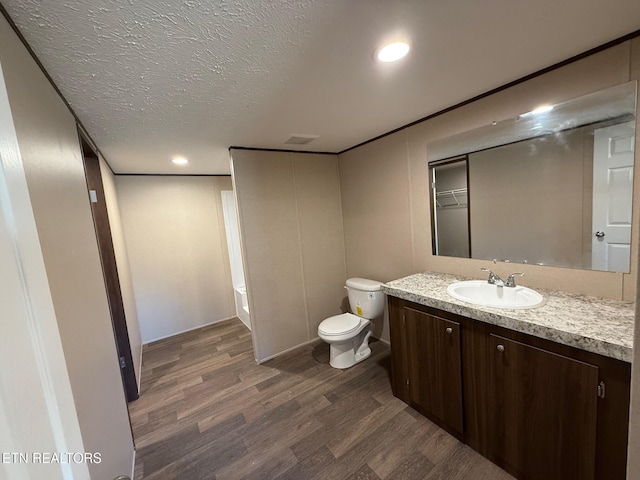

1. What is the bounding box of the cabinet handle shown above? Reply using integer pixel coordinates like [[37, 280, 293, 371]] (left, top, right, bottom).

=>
[[497, 344, 505, 352], [446, 327, 453, 334]]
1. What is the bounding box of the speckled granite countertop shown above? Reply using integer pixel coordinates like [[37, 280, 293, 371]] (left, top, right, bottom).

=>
[[382, 272, 635, 363]]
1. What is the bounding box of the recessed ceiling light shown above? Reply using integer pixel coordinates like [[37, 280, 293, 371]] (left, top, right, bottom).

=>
[[172, 156, 189, 165], [376, 41, 410, 63]]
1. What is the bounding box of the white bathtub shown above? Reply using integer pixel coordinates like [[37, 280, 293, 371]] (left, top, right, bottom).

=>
[[234, 285, 251, 329]]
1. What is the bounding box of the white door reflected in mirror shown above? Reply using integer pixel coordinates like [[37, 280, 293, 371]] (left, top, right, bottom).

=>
[[591, 121, 635, 272]]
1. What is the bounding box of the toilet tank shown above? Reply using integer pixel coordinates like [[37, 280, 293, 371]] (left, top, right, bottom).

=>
[[346, 278, 385, 319]]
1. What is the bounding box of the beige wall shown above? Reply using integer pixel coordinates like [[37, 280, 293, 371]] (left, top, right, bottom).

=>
[[340, 41, 638, 301], [99, 157, 143, 385], [0, 13, 134, 480], [116, 175, 235, 344], [0, 62, 91, 480], [339, 132, 415, 342], [340, 131, 415, 283], [339, 41, 639, 347], [231, 150, 347, 362]]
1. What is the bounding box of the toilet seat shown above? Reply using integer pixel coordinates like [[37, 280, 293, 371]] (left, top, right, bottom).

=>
[[318, 313, 361, 336]]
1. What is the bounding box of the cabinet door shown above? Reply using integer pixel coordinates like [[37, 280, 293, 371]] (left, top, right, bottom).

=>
[[488, 334, 599, 480], [388, 300, 409, 403], [404, 307, 464, 434]]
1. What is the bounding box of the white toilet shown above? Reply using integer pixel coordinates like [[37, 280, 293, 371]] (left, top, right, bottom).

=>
[[318, 278, 385, 369]]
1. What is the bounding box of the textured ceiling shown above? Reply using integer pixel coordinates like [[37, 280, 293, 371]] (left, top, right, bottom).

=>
[[3, 0, 640, 174]]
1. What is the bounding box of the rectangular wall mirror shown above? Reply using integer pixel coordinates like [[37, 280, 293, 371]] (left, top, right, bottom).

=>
[[428, 81, 637, 273]]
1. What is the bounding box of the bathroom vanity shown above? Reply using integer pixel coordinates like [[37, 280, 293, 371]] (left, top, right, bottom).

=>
[[383, 272, 634, 480]]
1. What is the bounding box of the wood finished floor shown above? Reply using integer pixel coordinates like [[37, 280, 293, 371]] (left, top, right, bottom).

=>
[[130, 318, 514, 480]]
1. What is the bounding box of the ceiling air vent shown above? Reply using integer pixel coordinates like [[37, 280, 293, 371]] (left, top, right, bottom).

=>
[[284, 134, 319, 145]]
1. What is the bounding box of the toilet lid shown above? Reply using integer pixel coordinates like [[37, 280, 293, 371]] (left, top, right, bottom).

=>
[[318, 313, 361, 336]]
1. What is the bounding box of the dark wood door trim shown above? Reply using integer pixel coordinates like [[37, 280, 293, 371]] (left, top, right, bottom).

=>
[[80, 137, 138, 402]]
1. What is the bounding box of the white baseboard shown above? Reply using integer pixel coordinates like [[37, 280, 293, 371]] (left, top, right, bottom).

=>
[[131, 448, 136, 480], [256, 337, 321, 364], [142, 315, 237, 345]]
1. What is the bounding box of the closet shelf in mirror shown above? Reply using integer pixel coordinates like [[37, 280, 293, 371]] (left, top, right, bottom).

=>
[[436, 188, 468, 208]]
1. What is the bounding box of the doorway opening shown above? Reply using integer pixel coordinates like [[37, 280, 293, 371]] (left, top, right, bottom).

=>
[[221, 190, 251, 330]]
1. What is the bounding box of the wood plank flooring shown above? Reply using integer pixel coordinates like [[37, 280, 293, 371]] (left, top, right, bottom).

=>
[[130, 318, 514, 480]]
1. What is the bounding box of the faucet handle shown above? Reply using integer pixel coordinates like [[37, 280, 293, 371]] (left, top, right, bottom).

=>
[[505, 272, 525, 287], [481, 268, 503, 285]]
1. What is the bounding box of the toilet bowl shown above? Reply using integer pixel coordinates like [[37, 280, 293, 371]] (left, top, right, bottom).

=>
[[317, 278, 385, 369], [318, 313, 373, 369]]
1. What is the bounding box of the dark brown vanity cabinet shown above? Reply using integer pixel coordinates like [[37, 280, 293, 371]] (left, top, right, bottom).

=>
[[390, 306, 464, 435], [488, 334, 599, 480], [388, 296, 631, 480]]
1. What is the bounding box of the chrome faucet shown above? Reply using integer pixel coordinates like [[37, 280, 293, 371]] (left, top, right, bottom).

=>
[[482, 268, 525, 287], [481, 268, 504, 286], [505, 272, 525, 287]]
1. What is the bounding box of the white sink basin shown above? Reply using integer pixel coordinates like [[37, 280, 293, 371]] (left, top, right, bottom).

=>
[[447, 280, 545, 309]]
